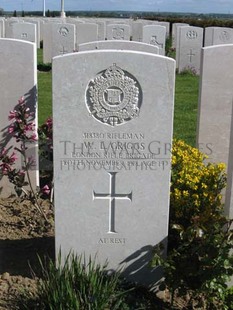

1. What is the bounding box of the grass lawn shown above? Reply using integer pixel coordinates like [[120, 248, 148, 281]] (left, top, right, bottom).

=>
[[37, 49, 199, 146]]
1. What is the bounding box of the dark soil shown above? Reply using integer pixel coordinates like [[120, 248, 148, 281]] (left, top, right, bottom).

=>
[[0, 197, 54, 309]]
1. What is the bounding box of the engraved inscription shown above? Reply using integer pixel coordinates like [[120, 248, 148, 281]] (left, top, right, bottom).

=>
[[187, 49, 195, 62], [86, 63, 142, 126], [60, 46, 69, 55], [98, 238, 126, 244], [93, 172, 132, 233], [112, 27, 124, 39], [219, 30, 230, 42], [150, 35, 163, 48], [58, 26, 69, 36], [21, 33, 28, 38], [186, 30, 198, 39]]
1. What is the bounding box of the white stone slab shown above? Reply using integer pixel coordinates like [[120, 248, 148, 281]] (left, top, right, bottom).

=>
[[197, 44, 233, 172], [0, 39, 38, 197], [158, 21, 170, 38], [43, 23, 52, 63], [132, 21, 143, 42], [23, 19, 41, 48], [142, 25, 166, 55], [225, 112, 233, 219], [51, 23, 75, 58], [204, 27, 233, 46], [106, 24, 130, 40], [11, 22, 36, 45], [4, 19, 19, 38], [78, 40, 159, 54], [76, 23, 98, 46], [177, 26, 203, 74], [53, 50, 175, 287], [172, 22, 189, 49]]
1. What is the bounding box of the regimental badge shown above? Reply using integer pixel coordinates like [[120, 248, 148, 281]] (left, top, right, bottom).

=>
[[86, 64, 142, 126]]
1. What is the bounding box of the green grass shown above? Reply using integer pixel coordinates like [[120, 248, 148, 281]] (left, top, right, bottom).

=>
[[38, 71, 52, 125], [37, 49, 199, 145], [173, 73, 199, 146]]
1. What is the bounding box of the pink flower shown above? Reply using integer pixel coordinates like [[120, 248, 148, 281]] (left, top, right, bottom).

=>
[[9, 152, 17, 164], [0, 163, 11, 174], [29, 133, 37, 141], [8, 110, 18, 120], [8, 125, 15, 134], [41, 185, 50, 195], [18, 97, 25, 105], [0, 148, 7, 157]]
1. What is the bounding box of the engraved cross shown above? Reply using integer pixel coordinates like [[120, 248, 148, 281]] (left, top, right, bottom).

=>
[[187, 49, 195, 63], [60, 46, 68, 55], [93, 172, 132, 233]]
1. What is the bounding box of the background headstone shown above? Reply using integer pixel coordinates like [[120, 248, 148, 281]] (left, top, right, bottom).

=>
[[142, 25, 166, 55], [204, 27, 233, 46], [197, 44, 233, 215], [0, 39, 39, 197], [78, 40, 159, 54], [76, 23, 98, 46], [53, 50, 175, 287], [51, 23, 75, 58], [106, 24, 130, 40], [11, 22, 37, 45], [178, 26, 203, 74]]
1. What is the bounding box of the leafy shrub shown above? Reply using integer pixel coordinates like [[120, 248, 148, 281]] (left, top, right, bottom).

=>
[[153, 139, 233, 309]]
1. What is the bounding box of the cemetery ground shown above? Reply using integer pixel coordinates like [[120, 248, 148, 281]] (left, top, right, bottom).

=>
[[2, 50, 230, 309]]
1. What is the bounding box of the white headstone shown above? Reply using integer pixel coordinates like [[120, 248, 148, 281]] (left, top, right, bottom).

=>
[[0, 19, 4, 38], [5, 19, 19, 38], [78, 40, 159, 54], [106, 24, 130, 41], [11, 22, 37, 45], [43, 23, 52, 63], [76, 23, 98, 46], [132, 21, 143, 42], [142, 25, 166, 55], [172, 22, 189, 48], [158, 21, 170, 38], [197, 44, 233, 176], [51, 23, 75, 58], [225, 112, 233, 219], [53, 50, 175, 287], [0, 39, 38, 197], [23, 19, 41, 48], [177, 26, 203, 74], [204, 27, 233, 47]]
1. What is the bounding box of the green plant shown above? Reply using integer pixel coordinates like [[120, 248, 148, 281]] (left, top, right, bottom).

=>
[[153, 139, 233, 309], [21, 253, 133, 310]]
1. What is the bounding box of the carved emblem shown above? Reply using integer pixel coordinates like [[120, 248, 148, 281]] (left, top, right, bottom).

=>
[[86, 64, 141, 126], [112, 27, 124, 39], [21, 33, 28, 38], [186, 30, 198, 39], [58, 26, 69, 36], [219, 30, 230, 42]]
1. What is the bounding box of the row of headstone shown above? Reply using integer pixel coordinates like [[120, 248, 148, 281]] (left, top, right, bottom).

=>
[[0, 36, 175, 288], [43, 22, 167, 62], [1, 32, 233, 288], [173, 24, 233, 74]]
